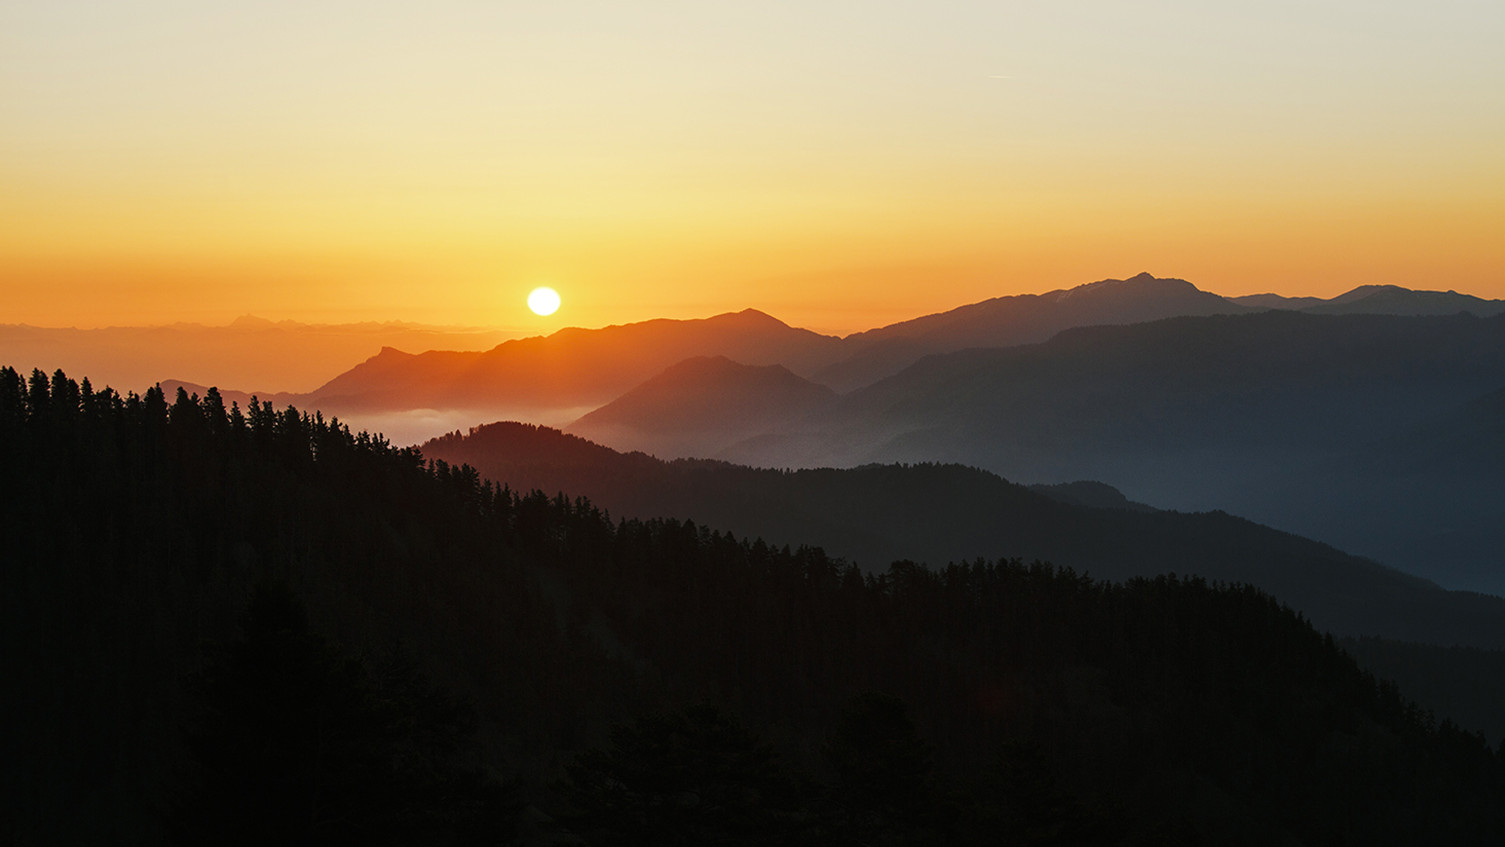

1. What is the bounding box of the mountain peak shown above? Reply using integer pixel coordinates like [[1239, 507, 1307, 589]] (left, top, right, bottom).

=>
[[1058, 272, 1201, 300], [229, 314, 279, 329], [711, 308, 790, 328], [569, 355, 837, 456], [1330, 284, 1409, 305]]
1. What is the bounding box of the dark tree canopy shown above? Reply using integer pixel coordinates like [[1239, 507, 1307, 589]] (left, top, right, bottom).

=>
[[4, 365, 1505, 845]]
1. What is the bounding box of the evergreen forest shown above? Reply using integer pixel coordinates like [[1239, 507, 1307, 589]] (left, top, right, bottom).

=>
[[6, 365, 1505, 845]]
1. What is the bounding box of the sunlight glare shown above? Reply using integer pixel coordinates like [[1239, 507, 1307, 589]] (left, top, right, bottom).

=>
[[527, 286, 561, 316]]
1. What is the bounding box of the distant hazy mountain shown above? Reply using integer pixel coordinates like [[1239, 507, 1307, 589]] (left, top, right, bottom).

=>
[[0, 317, 518, 396], [567, 356, 838, 459], [1304, 285, 1505, 316], [224, 274, 1502, 425], [294, 273, 1242, 417], [301, 308, 843, 415], [1231, 385, 1505, 593], [543, 307, 1505, 593], [108, 274, 1505, 458], [1230, 293, 1329, 310], [421, 421, 1505, 648], [703, 312, 1505, 585], [1232, 285, 1505, 317], [814, 272, 1248, 391]]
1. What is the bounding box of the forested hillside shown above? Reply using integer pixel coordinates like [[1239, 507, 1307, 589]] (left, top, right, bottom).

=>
[[6, 366, 1505, 845], [422, 421, 1505, 648]]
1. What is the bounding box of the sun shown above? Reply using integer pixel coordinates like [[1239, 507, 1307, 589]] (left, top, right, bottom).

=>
[[527, 286, 561, 316]]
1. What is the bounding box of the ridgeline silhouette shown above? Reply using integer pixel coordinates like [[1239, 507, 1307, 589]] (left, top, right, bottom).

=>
[[420, 421, 1505, 648]]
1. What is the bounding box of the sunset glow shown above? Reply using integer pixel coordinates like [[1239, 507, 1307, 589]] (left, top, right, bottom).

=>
[[3, 1, 1502, 333]]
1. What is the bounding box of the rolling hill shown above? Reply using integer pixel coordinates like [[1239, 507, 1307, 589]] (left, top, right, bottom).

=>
[[421, 421, 1505, 648]]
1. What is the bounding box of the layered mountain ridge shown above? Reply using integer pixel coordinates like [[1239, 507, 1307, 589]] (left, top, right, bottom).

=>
[[420, 420, 1505, 648], [567, 356, 838, 459], [302, 308, 843, 413], [120, 273, 1505, 593]]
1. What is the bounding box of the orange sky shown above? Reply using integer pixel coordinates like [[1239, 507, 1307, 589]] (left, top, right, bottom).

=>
[[4, 1, 1503, 337]]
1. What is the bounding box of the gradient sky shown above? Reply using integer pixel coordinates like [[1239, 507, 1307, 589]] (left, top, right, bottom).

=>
[[4, 0, 1503, 335]]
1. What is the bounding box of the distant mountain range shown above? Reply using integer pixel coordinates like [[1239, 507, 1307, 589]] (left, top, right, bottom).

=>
[[421, 422, 1505, 648], [817, 272, 1250, 390], [71, 272, 1505, 593], [1233, 384, 1505, 592], [298, 308, 843, 415], [718, 310, 1505, 478], [0, 317, 518, 396], [284, 273, 1505, 417], [719, 312, 1505, 593], [113, 273, 1502, 429], [1233, 284, 1505, 317]]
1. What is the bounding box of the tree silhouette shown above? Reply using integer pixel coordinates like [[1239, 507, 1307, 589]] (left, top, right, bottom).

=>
[[9, 367, 1505, 845], [566, 704, 804, 845], [173, 583, 518, 846], [823, 691, 949, 844]]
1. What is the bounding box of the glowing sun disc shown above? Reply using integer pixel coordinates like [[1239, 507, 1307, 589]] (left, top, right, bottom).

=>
[[527, 287, 561, 316]]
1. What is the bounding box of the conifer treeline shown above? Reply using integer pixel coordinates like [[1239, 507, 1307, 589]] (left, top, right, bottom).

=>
[[4, 366, 1505, 844]]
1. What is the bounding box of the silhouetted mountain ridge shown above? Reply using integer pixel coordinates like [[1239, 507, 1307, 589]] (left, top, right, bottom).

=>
[[816, 272, 1247, 390], [1232, 284, 1505, 317], [1232, 383, 1505, 592], [301, 309, 844, 415], [1029, 480, 1157, 512], [421, 420, 1505, 648], [156, 273, 1505, 434], [717, 311, 1505, 519], [266, 272, 1267, 415]]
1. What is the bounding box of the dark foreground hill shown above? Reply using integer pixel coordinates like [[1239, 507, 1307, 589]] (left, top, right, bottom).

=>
[[423, 421, 1505, 649], [7, 366, 1505, 845]]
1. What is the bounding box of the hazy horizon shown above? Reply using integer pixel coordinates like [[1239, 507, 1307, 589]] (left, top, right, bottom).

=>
[[7, 272, 1501, 337]]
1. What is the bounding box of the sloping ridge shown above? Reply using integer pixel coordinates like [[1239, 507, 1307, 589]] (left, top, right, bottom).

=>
[[567, 355, 838, 459], [1231, 383, 1505, 593], [1233, 284, 1505, 317], [303, 309, 844, 413], [714, 310, 1505, 587], [817, 272, 1247, 391], [1304, 285, 1505, 317], [421, 421, 1505, 649], [752, 310, 1505, 472]]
